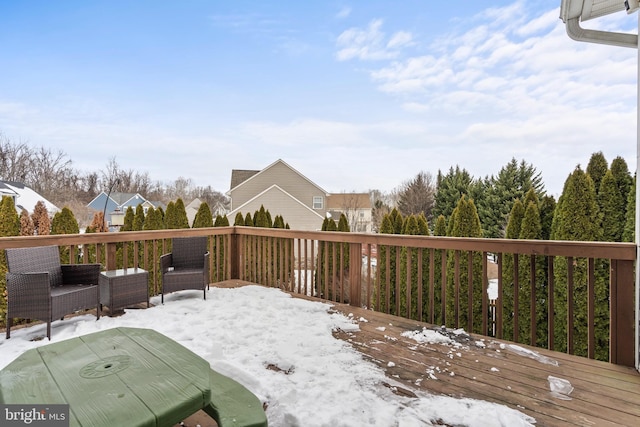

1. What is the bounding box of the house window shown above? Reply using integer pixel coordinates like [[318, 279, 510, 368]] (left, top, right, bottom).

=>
[[313, 196, 323, 210]]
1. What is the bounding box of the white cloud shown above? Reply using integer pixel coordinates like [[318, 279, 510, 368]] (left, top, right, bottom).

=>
[[336, 19, 413, 61], [336, 6, 351, 19]]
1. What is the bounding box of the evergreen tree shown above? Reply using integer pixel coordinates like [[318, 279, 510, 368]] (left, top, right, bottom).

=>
[[518, 201, 546, 347], [445, 196, 484, 333], [174, 198, 189, 228], [539, 195, 556, 240], [0, 196, 20, 329], [234, 212, 245, 226], [0, 196, 20, 237], [551, 166, 607, 359], [610, 156, 633, 211], [51, 207, 80, 263], [598, 170, 624, 242], [244, 212, 254, 226], [193, 202, 213, 228], [214, 214, 229, 227], [586, 151, 608, 193], [31, 201, 51, 236], [19, 209, 34, 236], [433, 166, 474, 221], [376, 214, 396, 314], [431, 214, 447, 324], [502, 198, 525, 341], [480, 158, 545, 238], [622, 177, 635, 242], [133, 204, 145, 231], [164, 201, 175, 228]]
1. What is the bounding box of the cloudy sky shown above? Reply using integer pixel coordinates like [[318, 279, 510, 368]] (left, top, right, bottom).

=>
[[0, 0, 638, 198]]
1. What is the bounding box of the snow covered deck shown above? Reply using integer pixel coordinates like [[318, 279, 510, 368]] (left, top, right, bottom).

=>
[[324, 299, 640, 426]]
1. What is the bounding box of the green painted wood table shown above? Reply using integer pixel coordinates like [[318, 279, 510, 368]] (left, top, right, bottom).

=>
[[0, 327, 266, 427]]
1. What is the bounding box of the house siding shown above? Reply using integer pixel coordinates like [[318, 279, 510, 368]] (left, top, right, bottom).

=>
[[230, 186, 324, 231]]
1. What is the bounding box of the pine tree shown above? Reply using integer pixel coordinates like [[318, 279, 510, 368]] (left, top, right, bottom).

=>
[[480, 158, 545, 238], [174, 198, 189, 228], [31, 201, 51, 235], [539, 195, 556, 240], [376, 214, 395, 313], [0, 196, 20, 329], [551, 166, 607, 359], [586, 151, 608, 194], [610, 156, 633, 213], [234, 212, 245, 226], [598, 170, 624, 242], [19, 209, 34, 236], [193, 202, 213, 228], [133, 205, 145, 231], [244, 212, 254, 226], [502, 198, 525, 341], [445, 196, 484, 333], [622, 177, 635, 242], [51, 207, 80, 264], [518, 201, 546, 347], [432, 214, 447, 324], [433, 166, 474, 221]]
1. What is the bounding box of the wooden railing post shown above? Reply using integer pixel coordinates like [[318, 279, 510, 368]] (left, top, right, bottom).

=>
[[229, 230, 239, 280], [610, 259, 635, 367], [349, 242, 362, 307], [106, 242, 117, 270]]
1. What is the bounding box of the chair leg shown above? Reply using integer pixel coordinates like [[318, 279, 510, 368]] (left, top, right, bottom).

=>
[[203, 288, 207, 300], [6, 316, 10, 339], [47, 321, 51, 340]]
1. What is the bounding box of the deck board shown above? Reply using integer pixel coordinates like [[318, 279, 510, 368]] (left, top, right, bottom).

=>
[[329, 303, 640, 427], [215, 282, 640, 426]]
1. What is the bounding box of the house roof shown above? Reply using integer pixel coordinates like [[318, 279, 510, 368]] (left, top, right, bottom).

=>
[[0, 181, 60, 215], [230, 170, 260, 190], [227, 159, 329, 196]]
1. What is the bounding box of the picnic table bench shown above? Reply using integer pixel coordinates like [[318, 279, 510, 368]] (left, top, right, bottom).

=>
[[0, 327, 267, 427]]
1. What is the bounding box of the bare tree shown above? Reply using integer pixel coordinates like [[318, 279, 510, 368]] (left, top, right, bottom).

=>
[[396, 171, 436, 221], [0, 132, 32, 182]]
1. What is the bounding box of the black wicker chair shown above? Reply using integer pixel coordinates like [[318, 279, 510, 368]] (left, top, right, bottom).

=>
[[5, 246, 101, 340], [160, 237, 210, 303]]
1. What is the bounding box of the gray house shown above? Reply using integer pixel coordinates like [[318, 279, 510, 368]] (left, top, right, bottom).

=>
[[227, 159, 373, 232], [87, 192, 155, 228], [227, 159, 328, 231]]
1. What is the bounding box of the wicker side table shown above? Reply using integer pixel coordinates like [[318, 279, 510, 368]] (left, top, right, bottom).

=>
[[100, 268, 149, 314]]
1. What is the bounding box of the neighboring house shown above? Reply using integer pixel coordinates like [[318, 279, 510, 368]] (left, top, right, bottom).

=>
[[227, 159, 373, 232], [87, 191, 155, 228], [185, 198, 202, 227], [326, 193, 373, 233], [227, 159, 328, 231], [0, 181, 60, 216]]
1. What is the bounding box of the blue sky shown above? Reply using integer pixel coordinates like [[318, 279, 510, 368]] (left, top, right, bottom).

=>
[[0, 1, 638, 197]]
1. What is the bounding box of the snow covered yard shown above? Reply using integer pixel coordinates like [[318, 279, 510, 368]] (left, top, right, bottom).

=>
[[1, 284, 639, 426]]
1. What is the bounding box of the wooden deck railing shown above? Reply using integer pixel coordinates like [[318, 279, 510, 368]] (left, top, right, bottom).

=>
[[0, 226, 636, 367]]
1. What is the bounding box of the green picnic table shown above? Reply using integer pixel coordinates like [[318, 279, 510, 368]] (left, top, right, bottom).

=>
[[0, 327, 267, 427]]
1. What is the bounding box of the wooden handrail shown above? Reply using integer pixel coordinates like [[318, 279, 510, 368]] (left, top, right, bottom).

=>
[[0, 227, 635, 366]]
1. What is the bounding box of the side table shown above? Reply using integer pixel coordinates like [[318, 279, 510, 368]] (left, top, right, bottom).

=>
[[100, 268, 149, 314]]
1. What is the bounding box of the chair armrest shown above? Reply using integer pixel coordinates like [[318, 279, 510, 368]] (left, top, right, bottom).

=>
[[160, 253, 173, 272], [61, 264, 101, 285], [6, 272, 52, 306], [204, 251, 210, 277]]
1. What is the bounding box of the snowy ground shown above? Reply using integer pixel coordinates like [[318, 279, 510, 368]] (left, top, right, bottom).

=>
[[0, 285, 536, 427]]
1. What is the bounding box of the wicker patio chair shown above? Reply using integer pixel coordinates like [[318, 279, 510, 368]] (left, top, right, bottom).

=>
[[160, 236, 210, 303], [5, 245, 101, 340]]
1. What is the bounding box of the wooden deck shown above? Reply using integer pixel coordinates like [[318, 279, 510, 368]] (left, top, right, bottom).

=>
[[327, 302, 640, 426], [212, 281, 640, 426]]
